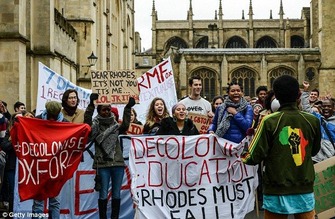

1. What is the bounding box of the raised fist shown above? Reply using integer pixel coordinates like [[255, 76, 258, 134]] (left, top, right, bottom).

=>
[[289, 132, 300, 154], [125, 97, 136, 108]]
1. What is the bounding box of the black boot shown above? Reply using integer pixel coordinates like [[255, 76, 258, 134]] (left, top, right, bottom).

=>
[[111, 199, 121, 219], [98, 199, 108, 219]]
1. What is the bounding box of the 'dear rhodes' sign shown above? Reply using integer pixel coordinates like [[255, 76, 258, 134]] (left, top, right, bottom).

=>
[[91, 70, 139, 104]]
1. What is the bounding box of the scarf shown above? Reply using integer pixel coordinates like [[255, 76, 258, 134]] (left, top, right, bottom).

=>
[[63, 105, 77, 116], [40, 109, 65, 121], [215, 97, 248, 137], [91, 115, 119, 160]]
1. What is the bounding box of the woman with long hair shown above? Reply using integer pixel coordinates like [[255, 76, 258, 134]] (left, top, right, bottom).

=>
[[143, 97, 170, 135]]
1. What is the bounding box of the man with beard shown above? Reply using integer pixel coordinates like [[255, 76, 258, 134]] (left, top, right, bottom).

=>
[[301, 81, 335, 162]]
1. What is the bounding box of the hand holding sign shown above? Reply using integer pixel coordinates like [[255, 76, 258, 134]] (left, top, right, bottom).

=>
[[126, 97, 136, 108], [90, 70, 139, 104]]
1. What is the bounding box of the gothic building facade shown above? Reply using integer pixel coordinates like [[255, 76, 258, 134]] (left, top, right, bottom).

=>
[[135, 0, 334, 101], [0, 0, 135, 110]]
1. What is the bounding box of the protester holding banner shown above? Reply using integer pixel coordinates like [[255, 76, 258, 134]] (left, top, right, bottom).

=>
[[143, 97, 170, 135], [242, 75, 322, 219], [84, 93, 135, 219], [61, 89, 85, 123], [156, 103, 199, 135], [208, 81, 253, 143], [0, 111, 34, 214], [32, 101, 68, 218], [179, 75, 214, 118]]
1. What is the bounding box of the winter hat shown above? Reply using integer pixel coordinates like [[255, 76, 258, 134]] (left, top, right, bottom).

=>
[[45, 101, 62, 116]]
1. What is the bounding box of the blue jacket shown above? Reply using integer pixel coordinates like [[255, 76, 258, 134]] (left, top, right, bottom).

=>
[[209, 104, 253, 143], [300, 91, 335, 162]]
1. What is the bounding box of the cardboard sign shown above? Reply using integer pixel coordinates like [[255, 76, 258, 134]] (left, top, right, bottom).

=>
[[127, 123, 144, 135], [314, 156, 335, 218], [90, 70, 139, 104], [188, 112, 212, 134]]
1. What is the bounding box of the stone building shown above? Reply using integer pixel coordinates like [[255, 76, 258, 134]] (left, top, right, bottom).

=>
[[0, 0, 135, 111], [135, 0, 334, 101]]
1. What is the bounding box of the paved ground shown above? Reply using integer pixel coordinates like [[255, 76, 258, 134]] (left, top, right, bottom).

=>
[[245, 208, 296, 219], [245, 208, 264, 219]]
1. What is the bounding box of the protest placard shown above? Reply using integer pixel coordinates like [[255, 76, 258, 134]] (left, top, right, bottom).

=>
[[188, 112, 212, 134], [314, 156, 335, 218], [127, 123, 144, 135], [90, 70, 139, 104]]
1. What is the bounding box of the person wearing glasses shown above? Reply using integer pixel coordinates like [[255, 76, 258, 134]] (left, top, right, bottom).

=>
[[84, 93, 135, 219], [61, 89, 85, 123]]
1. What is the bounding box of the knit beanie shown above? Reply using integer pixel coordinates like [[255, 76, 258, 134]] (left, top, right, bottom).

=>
[[45, 101, 62, 117]]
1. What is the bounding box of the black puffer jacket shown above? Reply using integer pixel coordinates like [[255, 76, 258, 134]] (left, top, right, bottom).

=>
[[156, 117, 199, 135]]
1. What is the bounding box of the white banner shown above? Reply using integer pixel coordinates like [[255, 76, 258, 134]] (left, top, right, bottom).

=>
[[37, 58, 178, 124], [129, 135, 258, 219], [36, 62, 92, 114], [133, 57, 178, 124]]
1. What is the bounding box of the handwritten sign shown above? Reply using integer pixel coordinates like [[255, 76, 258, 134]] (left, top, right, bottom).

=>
[[127, 123, 144, 135], [314, 156, 335, 218], [37, 62, 91, 115], [129, 135, 258, 219], [10, 117, 90, 201], [90, 70, 139, 104], [188, 112, 212, 134]]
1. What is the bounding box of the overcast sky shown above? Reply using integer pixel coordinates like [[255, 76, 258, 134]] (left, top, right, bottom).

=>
[[134, 0, 310, 51]]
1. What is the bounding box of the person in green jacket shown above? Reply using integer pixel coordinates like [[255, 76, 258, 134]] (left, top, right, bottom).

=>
[[242, 75, 321, 219]]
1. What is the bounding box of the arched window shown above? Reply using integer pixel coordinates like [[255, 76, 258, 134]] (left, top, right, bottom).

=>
[[225, 36, 247, 48], [195, 36, 209, 48], [305, 67, 316, 81], [231, 68, 256, 97], [165, 36, 188, 51], [269, 67, 295, 89], [256, 36, 277, 48], [191, 68, 216, 101], [291, 35, 304, 48]]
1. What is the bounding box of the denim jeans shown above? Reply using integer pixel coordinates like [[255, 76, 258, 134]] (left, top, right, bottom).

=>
[[98, 166, 124, 200], [32, 196, 60, 219]]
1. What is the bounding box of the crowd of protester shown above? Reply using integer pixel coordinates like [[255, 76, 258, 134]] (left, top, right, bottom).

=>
[[0, 75, 334, 219]]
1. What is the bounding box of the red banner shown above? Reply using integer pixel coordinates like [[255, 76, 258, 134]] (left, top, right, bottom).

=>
[[10, 117, 91, 201]]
